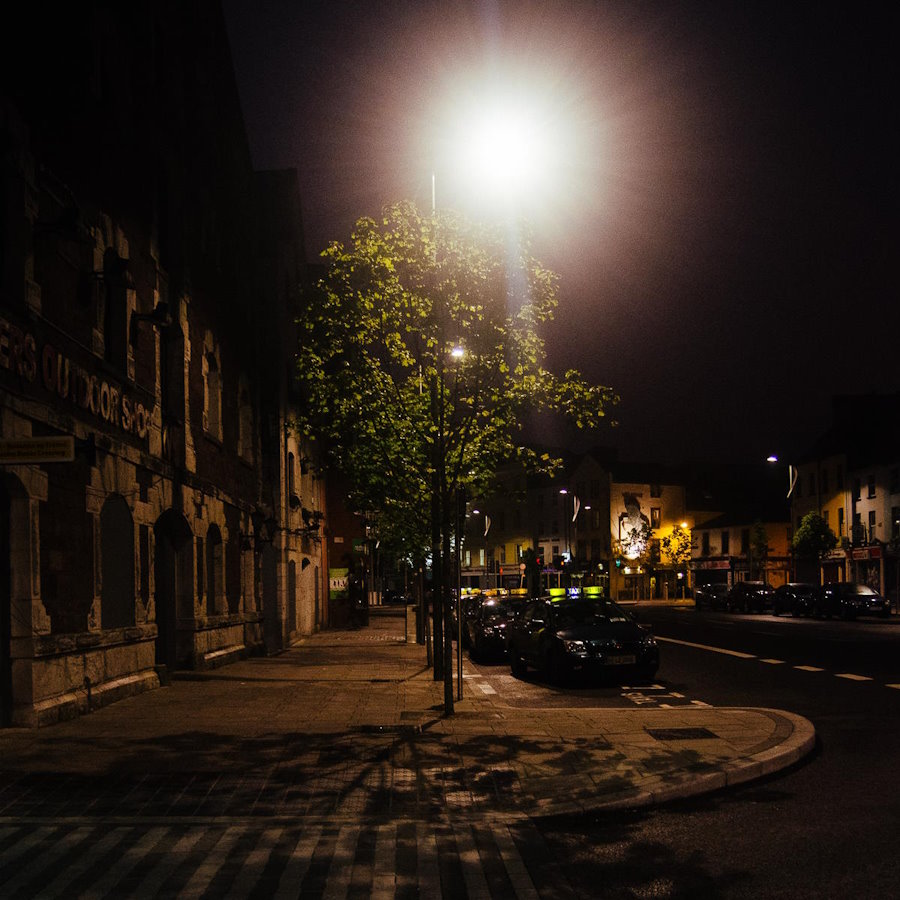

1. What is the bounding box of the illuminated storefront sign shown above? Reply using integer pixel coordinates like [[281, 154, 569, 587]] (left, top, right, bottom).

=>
[[0, 316, 153, 441]]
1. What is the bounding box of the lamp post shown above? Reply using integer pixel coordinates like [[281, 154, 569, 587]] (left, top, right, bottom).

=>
[[768, 455, 797, 582], [427, 85, 559, 714]]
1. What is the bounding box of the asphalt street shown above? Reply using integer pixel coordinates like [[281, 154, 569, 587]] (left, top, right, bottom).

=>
[[525, 606, 900, 899]]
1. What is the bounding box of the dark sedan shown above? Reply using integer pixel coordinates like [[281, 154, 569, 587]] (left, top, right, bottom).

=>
[[813, 582, 865, 620], [694, 582, 730, 610], [827, 582, 890, 618], [466, 597, 512, 660], [727, 580, 773, 613], [506, 596, 659, 684], [772, 583, 816, 616]]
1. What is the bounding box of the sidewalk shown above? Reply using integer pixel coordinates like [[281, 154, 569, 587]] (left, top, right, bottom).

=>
[[0, 613, 814, 823]]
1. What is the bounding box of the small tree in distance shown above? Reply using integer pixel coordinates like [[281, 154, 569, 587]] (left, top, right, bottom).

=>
[[792, 512, 837, 584], [661, 524, 692, 598]]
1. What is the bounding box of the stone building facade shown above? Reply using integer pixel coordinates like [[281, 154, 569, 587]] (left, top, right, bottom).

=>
[[0, 2, 326, 726]]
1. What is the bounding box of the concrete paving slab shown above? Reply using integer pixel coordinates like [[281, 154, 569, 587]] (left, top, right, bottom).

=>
[[0, 613, 815, 823]]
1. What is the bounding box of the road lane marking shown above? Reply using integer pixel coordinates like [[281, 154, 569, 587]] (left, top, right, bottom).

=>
[[646, 636, 895, 689], [655, 636, 756, 658], [477, 682, 497, 694]]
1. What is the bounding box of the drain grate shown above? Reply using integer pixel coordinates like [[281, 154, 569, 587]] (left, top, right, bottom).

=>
[[351, 724, 420, 735], [645, 727, 717, 741]]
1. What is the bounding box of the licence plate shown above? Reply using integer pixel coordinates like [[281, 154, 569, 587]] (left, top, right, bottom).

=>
[[604, 654, 636, 665]]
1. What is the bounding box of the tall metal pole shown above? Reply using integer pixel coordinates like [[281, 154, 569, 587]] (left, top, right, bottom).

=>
[[456, 487, 464, 701]]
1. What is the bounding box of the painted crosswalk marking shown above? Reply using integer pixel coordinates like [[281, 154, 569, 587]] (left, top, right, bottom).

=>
[[0, 820, 548, 898]]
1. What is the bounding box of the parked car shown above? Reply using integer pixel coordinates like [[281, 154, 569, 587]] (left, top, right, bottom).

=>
[[853, 583, 891, 618], [466, 597, 512, 660], [506, 596, 659, 684], [813, 582, 865, 620], [727, 581, 774, 613], [772, 583, 816, 616], [694, 582, 730, 611], [381, 588, 409, 605], [816, 582, 888, 619], [459, 590, 483, 647]]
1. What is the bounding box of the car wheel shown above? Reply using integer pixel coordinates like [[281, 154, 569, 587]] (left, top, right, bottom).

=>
[[510, 650, 527, 678]]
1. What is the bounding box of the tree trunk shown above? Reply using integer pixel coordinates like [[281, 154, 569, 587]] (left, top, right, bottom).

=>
[[430, 381, 443, 680]]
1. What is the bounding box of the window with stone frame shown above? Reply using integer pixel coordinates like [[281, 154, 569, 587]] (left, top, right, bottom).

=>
[[237, 374, 253, 462], [202, 331, 222, 441], [206, 524, 225, 614]]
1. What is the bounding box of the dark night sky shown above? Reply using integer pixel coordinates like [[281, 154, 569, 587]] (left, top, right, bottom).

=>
[[222, 1, 898, 466]]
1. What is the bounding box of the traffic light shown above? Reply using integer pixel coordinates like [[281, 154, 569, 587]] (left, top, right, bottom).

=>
[[615, 557, 623, 569]]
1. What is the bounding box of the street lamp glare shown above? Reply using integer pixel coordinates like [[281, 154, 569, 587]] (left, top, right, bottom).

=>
[[450, 345, 465, 359], [464, 109, 542, 186], [766, 455, 778, 463]]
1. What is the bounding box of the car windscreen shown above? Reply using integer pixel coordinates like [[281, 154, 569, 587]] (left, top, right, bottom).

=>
[[850, 584, 877, 595], [480, 602, 510, 617], [553, 601, 630, 627]]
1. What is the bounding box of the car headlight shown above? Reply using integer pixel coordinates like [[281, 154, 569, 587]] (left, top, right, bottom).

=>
[[641, 635, 657, 648], [563, 640, 585, 653]]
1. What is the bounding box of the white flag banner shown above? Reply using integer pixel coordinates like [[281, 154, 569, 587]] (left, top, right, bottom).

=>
[[572, 495, 581, 522], [484, 515, 491, 537]]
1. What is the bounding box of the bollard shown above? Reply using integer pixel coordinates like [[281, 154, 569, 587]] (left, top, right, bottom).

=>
[[406, 604, 418, 643]]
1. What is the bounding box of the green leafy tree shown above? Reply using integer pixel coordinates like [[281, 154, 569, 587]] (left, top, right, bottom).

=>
[[661, 525, 692, 597], [749, 521, 771, 581], [792, 512, 837, 583], [295, 202, 616, 713]]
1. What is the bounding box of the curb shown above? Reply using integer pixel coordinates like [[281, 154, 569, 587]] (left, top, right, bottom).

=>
[[527, 708, 816, 818]]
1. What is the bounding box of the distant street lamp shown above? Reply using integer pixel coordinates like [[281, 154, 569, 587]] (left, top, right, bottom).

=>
[[768, 454, 797, 581]]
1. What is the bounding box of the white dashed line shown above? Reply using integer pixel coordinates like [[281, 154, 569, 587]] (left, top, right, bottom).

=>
[[655, 635, 898, 689], [477, 682, 497, 694], [655, 636, 755, 659]]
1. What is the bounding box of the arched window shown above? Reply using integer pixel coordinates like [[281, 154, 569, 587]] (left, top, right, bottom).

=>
[[206, 524, 224, 615], [202, 331, 222, 441], [237, 375, 253, 462], [100, 494, 135, 629]]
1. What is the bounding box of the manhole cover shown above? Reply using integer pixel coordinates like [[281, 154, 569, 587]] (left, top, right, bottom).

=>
[[645, 727, 717, 741]]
